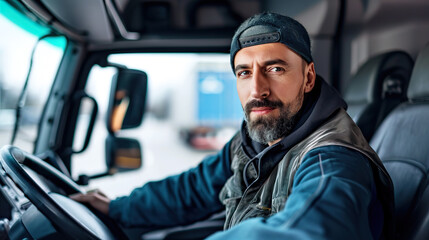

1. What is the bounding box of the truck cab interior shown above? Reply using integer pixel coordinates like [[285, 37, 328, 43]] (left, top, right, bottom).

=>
[[0, 0, 429, 239]]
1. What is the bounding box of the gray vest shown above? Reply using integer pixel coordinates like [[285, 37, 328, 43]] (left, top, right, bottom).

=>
[[219, 109, 388, 229]]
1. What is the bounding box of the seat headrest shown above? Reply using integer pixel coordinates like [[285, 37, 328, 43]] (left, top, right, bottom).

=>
[[407, 43, 429, 101], [344, 51, 413, 103]]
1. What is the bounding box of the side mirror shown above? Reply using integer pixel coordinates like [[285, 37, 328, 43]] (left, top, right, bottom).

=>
[[107, 68, 148, 132], [76, 135, 142, 185], [105, 135, 142, 173], [76, 68, 146, 186]]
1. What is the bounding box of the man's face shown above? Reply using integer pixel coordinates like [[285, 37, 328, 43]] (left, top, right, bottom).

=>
[[234, 42, 315, 145]]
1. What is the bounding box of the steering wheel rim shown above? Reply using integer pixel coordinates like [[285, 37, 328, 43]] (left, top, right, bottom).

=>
[[25, 150, 82, 195], [0, 145, 104, 239]]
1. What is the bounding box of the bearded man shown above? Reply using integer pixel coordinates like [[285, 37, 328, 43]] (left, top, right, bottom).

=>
[[73, 12, 394, 240]]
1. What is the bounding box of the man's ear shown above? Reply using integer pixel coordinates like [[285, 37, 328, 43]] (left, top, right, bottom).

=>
[[304, 62, 316, 93]]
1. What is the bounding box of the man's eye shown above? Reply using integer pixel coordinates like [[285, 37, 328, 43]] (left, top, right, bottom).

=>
[[237, 70, 250, 77], [269, 67, 284, 72]]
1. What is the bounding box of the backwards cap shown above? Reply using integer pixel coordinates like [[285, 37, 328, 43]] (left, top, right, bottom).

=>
[[230, 12, 313, 73]]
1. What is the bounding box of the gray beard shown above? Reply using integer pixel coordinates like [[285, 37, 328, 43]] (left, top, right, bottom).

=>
[[244, 89, 304, 145], [245, 105, 298, 144]]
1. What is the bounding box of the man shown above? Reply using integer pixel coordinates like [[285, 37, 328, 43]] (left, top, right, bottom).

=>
[[73, 12, 394, 239]]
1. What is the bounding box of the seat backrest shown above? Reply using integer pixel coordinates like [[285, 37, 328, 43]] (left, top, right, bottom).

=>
[[344, 51, 413, 141], [370, 43, 429, 240]]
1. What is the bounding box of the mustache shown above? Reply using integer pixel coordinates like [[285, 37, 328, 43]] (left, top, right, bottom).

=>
[[244, 99, 283, 114]]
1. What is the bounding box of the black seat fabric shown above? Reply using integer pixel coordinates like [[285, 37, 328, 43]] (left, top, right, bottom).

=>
[[344, 51, 413, 141], [370, 43, 429, 240]]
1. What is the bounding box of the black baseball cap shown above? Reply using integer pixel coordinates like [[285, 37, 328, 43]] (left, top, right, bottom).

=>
[[230, 12, 313, 73]]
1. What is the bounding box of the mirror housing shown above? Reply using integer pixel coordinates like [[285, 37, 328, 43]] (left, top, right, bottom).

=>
[[105, 135, 142, 173], [107, 68, 148, 133]]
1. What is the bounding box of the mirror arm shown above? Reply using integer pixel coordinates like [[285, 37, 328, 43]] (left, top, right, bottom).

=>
[[97, 58, 128, 70], [76, 162, 138, 185], [76, 172, 111, 186]]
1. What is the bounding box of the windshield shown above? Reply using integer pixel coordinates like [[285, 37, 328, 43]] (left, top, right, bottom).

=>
[[0, 2, 66, 152], [72, 53, 243, 197]]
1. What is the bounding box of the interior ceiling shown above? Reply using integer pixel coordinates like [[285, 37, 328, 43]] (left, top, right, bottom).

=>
[[38, 0, 261, 44], [23, 0, 429, 49], [41, 0, 114, 42], [18, 0, 341, 51], [28, 0, 338, 50]]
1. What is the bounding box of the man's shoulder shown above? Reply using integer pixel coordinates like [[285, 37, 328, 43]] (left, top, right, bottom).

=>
[[305, 108, 366, 148], [304, 145, 370, 163]]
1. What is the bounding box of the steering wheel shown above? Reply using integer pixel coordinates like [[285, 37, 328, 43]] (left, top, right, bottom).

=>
[[0, 145, 126, 239]]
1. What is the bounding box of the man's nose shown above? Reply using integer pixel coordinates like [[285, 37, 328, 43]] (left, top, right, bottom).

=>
[[250, 70, 270, 99]]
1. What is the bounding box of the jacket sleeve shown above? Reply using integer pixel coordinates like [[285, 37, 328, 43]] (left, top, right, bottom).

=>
[[207, 145, 383, 240], [108, 139, 234, 228]]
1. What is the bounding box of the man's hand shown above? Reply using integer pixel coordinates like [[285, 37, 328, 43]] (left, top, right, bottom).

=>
[[70, 190, 111, 215]]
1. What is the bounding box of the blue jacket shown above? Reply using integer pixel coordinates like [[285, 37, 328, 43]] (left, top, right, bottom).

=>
[[109, 144, 383, 239]]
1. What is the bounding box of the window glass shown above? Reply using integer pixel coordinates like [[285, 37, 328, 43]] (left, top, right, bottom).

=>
[[72, 53, 242, 198], [0, 2, 66, 152]]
